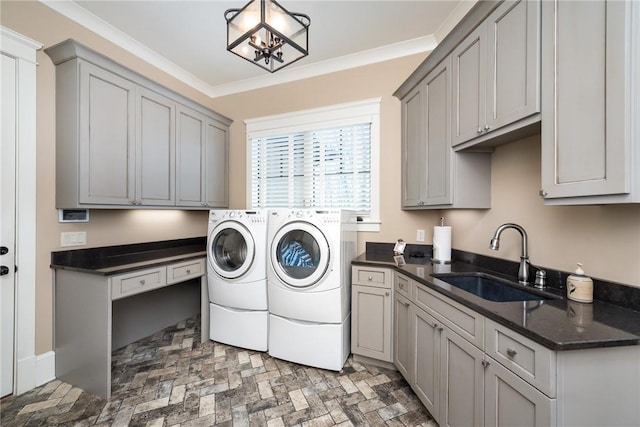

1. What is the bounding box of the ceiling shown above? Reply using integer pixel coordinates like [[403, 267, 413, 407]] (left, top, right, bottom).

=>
[[42, 0, 475, 98]]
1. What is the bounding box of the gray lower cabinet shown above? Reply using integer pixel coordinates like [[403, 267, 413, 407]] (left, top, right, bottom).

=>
[[452, 0, 541, 149], [540, 0, 640, 204], [54, 258, 207, 399], [45, 39, 231, 209], [400, 56, 491, 209], [393, 272, 638, 426], [351, 266, 393, 364]]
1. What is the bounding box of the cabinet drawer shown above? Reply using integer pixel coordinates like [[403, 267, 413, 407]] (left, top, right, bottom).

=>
[[111, 267, 167, 300], [485, 319, 556, 397], [167, 258, 205, 285], [414, 283, 484, 349], [352, 266, 392, 288], [394, 273, 412, 299]]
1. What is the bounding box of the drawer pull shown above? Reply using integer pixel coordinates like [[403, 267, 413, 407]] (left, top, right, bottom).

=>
[[140, 279, 146, 285], [482, 360, 491, 368], [186, 269, 191, 274], [385, 291, 390, 296], [402, 302, 410, 308], [368, 276, 373, 281], [507, 348, 518, 358], [399, 283, 404, 289]]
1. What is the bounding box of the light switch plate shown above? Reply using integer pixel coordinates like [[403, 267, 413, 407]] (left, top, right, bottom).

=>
[[61, 231, 87, 247], [416, 229, 425, 242]]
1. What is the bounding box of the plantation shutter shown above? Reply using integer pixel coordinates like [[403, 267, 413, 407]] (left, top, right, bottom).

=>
[[250, 122, 371, 214]]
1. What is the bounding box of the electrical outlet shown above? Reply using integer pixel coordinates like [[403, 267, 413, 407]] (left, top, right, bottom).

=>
[[61, 231, 87, 247], [416, 229, 425, 242]]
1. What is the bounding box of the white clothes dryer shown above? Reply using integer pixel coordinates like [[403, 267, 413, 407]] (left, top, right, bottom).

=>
[[207, 209, 268, 351], [267, 209, 357, 323], [267, 209, 357, 370]]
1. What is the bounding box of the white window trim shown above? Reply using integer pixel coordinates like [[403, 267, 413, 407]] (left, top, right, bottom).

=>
[[245, 98, 381, 232]]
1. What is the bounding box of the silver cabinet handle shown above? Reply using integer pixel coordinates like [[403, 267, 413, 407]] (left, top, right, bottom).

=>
[[186, 269, 191, 274], [368, 276, 373, 281], [507, 348, 518, 357], [484, 125, 491, 132], [402, 301, 410, 308], [477, 128, 484, 134], [399, 283, 404, 289], [539, 189, 548, 198], [385, 291, 390, 296], [482, 360, 490, 368], [140, 279, 146, 285]]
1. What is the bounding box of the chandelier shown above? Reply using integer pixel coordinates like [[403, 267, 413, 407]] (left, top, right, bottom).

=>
[[224, 0, 310, 73]]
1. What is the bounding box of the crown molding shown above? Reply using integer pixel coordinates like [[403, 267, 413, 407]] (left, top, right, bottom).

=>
[[41, 0, 440, 99]]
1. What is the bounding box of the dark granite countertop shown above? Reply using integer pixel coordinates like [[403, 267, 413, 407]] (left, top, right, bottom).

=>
[[51, 237, 207, 276], [353, 251, 640, 351]]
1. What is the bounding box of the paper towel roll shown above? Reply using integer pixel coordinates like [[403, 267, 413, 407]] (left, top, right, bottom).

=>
[[433, 226, 451, 263]]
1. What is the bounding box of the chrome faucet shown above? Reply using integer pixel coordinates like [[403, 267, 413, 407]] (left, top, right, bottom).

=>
[[489, 223, 531, 285]]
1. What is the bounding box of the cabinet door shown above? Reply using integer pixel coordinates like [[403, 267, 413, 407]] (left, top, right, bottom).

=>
[[393, 292, 413, 379], [439, 327, 484, 427], [451, 23, 486, 147], [401, 83, 427, 208], [541, 0, 628, 199], [204, 120, 229, 208], [176, 106, 205, 207], [78, 62, 135, 205], [351, 285, 392, 362], [412, 305, 441, 421], [137, 87, 175, 206], [424, 58, 452, 206], [486, 0, 541, 132], [485, 358, 556, 427]]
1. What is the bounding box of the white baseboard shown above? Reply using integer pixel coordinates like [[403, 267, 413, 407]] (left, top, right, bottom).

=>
[[36, 351, 56, 386], [15, 351, 55, 395]]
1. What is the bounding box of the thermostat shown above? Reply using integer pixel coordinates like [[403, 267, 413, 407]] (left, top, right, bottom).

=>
[[58, 209, 89, 223]]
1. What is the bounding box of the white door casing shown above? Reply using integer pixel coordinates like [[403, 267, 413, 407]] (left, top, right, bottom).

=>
[[0, 26, 41, 396]]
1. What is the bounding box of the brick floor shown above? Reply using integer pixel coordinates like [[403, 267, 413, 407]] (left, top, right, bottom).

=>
[[0, 315, 436, 426]]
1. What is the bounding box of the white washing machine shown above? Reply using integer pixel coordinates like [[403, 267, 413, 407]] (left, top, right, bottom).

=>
[[267, 209, 357, 370], [207, 209, 268, 351]]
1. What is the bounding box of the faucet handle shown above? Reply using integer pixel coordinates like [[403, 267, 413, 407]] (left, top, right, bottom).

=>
[[534, 269, 547, 289]]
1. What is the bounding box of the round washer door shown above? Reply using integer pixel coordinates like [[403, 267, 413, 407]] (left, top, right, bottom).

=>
[[270, 221, 330, 288], [208, 221, 255, 280]]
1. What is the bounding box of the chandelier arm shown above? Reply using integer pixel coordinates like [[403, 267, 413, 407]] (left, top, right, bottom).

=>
[[291, 12, 311, 27]]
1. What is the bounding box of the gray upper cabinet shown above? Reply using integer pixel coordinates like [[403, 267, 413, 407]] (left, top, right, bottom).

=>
[[45, 39, 232, 210], [541, 0, 640, 204], [452, 0, 541, 149], [77, 61, 136, 206], [400, 56, 491, 210], [137, 87, 176, 206], [176, 107, 229, 208]]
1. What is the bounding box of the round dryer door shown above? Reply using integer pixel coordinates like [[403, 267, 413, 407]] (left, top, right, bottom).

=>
[[208, 221, 255, 280], [271, 221, 330, 288]]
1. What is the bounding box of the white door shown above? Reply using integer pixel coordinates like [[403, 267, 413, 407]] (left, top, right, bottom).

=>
[[1, 52, 17, 398]]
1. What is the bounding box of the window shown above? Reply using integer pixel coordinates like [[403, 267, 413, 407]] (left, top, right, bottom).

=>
[[246, 98, 380, 231]]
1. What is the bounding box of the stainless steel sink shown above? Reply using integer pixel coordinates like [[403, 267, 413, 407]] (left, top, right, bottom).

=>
[[431, 272, 560, 302]]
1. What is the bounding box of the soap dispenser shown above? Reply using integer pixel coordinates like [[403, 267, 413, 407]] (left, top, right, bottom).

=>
[[566, 263, 593, 303]]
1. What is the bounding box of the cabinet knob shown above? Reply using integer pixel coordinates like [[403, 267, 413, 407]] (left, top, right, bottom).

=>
[[506, 348, 518, 358], [368, 276, 373, 281], [482, 360, 490, 368], [484, 125, 491, 132], [477, 128, 484, 134], [385, 291, 390, 296], [418, 201, 425, 206], [539, 189, 548, 198], [402, 301, 410, 308], [186, 269, 191, 274], [140, 279, 146, 285], [437, 326, 444, 332], [399, 283, 404, 289]]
